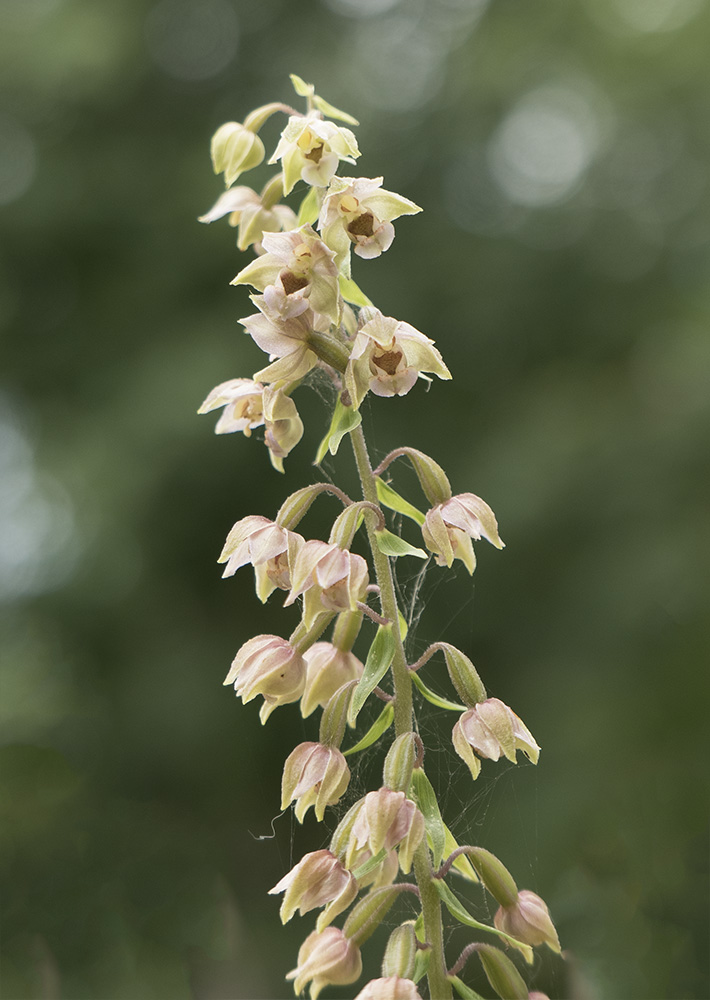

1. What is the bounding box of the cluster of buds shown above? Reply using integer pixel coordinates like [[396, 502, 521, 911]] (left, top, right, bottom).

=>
[[199, 77, 561, 1000]]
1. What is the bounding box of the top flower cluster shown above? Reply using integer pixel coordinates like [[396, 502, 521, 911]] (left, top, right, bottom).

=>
[[198, 75, 451, 472]]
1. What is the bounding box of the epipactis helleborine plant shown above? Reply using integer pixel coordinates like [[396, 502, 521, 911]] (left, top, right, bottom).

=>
[[198, 74, 561, 1000]]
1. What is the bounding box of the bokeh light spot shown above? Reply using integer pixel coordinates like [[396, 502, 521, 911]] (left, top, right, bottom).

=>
[[145, 0, 239, 81]]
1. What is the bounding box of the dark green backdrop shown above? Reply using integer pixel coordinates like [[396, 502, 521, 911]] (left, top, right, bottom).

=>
[[1, 0, 708, 997]]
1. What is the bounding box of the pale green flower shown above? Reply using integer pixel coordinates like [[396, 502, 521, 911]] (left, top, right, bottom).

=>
[[270, 114, 360, 195], [198, 183, 297, 251]]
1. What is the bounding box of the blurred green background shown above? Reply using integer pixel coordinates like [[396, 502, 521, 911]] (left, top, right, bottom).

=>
[[1, 0, 708, 997]]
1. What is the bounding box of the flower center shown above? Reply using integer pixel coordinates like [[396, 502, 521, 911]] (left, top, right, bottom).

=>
[[280, 269, 309, 295], [347, 211, 375, 238]]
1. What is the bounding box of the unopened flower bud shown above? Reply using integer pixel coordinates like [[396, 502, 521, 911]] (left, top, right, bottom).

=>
[[281, 742, 350, 822], [382, 733, 417, 793], [452, 698, 540, 780], [318, 680, 357, 749], [210, 121, 265, 186], [375, 447, 451, 507], [529, 993, 551, 999], [381, 923, 417, 981], [422, 492, 504, 575], [475, 943, 528, 1000], [343, 885, 405, 948], [301, 643, 364, 718], [464, 847, 519, 908], [224, 635, 305, 724], [438, 643, 487, 707], [355, 978, 423, 1000], [494, 890, 561, 953], [286, 927, 362, 1000], [269, 849, 357, 929]]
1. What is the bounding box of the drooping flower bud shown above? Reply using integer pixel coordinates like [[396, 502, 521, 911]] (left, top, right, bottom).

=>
[[218, 515, 304, 602], [319, 176, 421, 275], [223, 635, 305, 723], [345, 310, 450, 410], [285, 540, 369, 627], [463, 847, 519, 908], [452, 698, 540, 780], [209, 121, 265, 186], [281, 742, 350, 822], [343, 885, 409, 948], [262, 386, 305, 472], [198, 180, 297, 251], [382, 733, 417, 794], [302, 643, 364, 718], [286, 926, 362, 1000], [270, 114, 360, 195], [475, 944, 529, 1000], [347, 789, 425, 874], [268, 849, 357, 929], [355, 977, 423, 1000], [241, 298, 320, 386], [422, 493, 504, 575], [381, 923, 418, 981], [197, 378, 265, 436], [494, 890, 561, 954]]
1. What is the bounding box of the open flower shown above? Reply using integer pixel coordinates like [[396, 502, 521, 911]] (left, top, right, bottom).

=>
[[198, 183, 297, 251], [347, 789, 425, 875], [240, 297, 323, 385], [218, 515, 304, 602], [286, 927, 362, 1000], [232, 225, 341, 325], [197, 380, 304, 471], [452, 698, 540, 780], [269, 849, 358, 929], [281, 742, 351, 822], [494, 890, 561, 953], [301, 642, 364, 717], [285, 540, 369, 627], [355, 978, 423, 1000], [224, 635, 305, 723], [270, 114, 360, 195], [422, 492, 504, 575], [319, 177, 421, 274], [345, 309, 451, 409]]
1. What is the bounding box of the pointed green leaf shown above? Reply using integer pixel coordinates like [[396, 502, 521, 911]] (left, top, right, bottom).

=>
[[449, 976, 486, 1000], [343, 702, 394, 757], [375, 478, 426, 527], [413, 948, 430, 985], [313, 94, 359, 126], [411, 768, 446, 867], [411, 671, 466, 713], [348, 624, 396, 725], [398, 610, 408, 641], [315, 399, 362, 464], [443, 823, 479, 883], [339, 275, 373, 307], [297, 185, 320, 226], [375, 528, 428, 560], [351, 846, 388, 880], [290, 73, 314, 98], [434, 880, 534, 964]]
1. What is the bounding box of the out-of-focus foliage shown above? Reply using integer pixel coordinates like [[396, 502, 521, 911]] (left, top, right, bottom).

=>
[[1, 0, 708, 997]]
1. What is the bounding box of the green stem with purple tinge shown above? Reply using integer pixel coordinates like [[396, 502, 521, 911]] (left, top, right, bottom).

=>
[[350, 423, 452, 1000]]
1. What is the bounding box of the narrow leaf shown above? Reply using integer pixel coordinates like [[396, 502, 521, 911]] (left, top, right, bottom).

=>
[[343, 702, 394, 757], [398, 610, 408, 641], [443, 823, 479, 883], [339, 275, 373, 307], [411, 671, 467, 713], [450, 976, 486, 1000], [290, 73, 314, 97], [315, 399, 362, 464], [434, 881, 534, 964], [313, 94, 359, 126], [351, 846, 388, 880], [411, 768, 446, 867], [348, 624, 396, 725], [413, 948, 430, 985], [376, 528, 427, 560], [297, 186, 320, 226], [375, 478, 426, 526]]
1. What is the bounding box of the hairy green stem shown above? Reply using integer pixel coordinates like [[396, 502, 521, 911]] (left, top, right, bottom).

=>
[[350, 424, 452, 1000]]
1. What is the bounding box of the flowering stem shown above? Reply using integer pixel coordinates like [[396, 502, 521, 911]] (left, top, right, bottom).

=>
[[350, 423, 452, 1000]]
